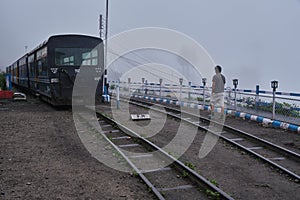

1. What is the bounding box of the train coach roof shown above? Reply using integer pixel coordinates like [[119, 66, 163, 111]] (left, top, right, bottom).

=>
[[27, 38, 48, 55], [27, 34, 101, 55]]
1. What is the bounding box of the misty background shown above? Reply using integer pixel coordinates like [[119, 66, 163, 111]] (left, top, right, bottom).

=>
[[0, 0, 299, 92]]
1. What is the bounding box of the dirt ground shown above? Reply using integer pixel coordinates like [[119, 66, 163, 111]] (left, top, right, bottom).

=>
[[0, 98, 155, 200], [1, 97, 300, 200]]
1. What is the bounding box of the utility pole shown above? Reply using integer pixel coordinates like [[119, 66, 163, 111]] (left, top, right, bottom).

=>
[[100, 0, 109, 96], [99, 14, 104, 40], [104, 0, 109, 95]]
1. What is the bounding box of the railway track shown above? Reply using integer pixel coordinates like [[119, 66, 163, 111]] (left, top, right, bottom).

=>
[[75, 106, 234, 200], [127, 96, 300, 182]]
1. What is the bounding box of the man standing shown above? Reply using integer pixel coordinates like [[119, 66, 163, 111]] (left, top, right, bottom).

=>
[[210, 65, 226, 118]]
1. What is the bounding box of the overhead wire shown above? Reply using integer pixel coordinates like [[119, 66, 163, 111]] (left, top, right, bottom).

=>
[[107, 47, 202, 85]]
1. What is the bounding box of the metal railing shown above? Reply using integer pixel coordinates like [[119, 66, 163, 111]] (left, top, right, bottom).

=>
[[108, 81, 300, 125]]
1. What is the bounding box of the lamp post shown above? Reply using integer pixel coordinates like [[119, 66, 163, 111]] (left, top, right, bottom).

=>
[[255, 85, 260, 110], [271, 80, 278, 119], [117, 79, 120, 109], [233, 79, 238, 111], [128, 77, 131, 97], [188, 81, 192, 101], [102, 0, 109, 96], [202, 78, 207, 106], [145, 80, 148, 95], [179, 78, 183, 103], [141, 77, 145, 94], [159, 78, 163, 97]]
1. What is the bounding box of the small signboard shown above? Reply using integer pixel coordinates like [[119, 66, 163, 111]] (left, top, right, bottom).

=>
[[131, 114, 151, 121]]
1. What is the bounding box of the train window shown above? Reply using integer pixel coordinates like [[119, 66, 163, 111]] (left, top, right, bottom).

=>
[[37, 50, 42, 60], [19, 57, 26, 66], [28, 54, 34, 63], [62, 56, 74, 65], [41, 47, 47, 57], [82, 52, 91, 59], [37, 57, 48, 76], [37, 60, 42, 75], [37, 47, 47, 60], [28, 54, 35, 77], [92, 58, 98, 65], [82, 49, 98, 65], [91, 49, 97, 57], [55, 48, 98, 66]]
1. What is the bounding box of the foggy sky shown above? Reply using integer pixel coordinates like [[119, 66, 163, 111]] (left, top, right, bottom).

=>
[[1, 0, 299, 92]]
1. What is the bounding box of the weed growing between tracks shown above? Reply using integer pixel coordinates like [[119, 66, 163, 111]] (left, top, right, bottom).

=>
[[182, 170, 189, 178], [184, 162, 196, 170], [130, 170, 139, 177], [203, 179, 221, 200], [205, 189, 221, 200]]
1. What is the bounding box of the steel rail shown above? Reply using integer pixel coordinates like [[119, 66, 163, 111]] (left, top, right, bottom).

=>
[[127, 97, 300, 182], [95, 110, 234, 200], [77, 111, 165, 200]]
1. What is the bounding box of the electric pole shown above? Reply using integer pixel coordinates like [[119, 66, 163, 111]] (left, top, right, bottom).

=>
[[99, 14, 104, 40], [104, 0, 108, 95], [99, 0, 109, 96]]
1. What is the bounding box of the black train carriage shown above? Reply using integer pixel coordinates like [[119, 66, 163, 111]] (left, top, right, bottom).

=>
[[8, 55, 29, 91], [8, 34, 104, 106]]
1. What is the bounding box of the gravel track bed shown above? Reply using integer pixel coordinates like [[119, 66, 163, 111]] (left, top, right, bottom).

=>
[[96, 100, 300, 200], [0, 98, 155, 200]]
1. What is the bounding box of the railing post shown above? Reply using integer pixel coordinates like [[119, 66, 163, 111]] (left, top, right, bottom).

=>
[[202, 78, 207, 106], [234, 89, 237, 111], [159, 78, 163, 97], [145, 80, 148, 95], [128, 77, 131, 97], [255, 85, 259, 111], [272, 90, 276, 119], [179, 78, 183, 103], [271, 80, 278, 119], [117, 80, 120, 109], [141, 78, 145, 95], [227, 87, 231, 107], [188, 81, 191, 101], [233, 79, 238, 111]]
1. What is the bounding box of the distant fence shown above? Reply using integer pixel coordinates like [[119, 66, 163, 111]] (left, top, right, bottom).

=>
[[108, 81, 300, 125]]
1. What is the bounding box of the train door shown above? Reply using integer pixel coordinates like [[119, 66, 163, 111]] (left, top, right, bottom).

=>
[[36, 47, 49, 96], [28, 54, 36, 91]]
